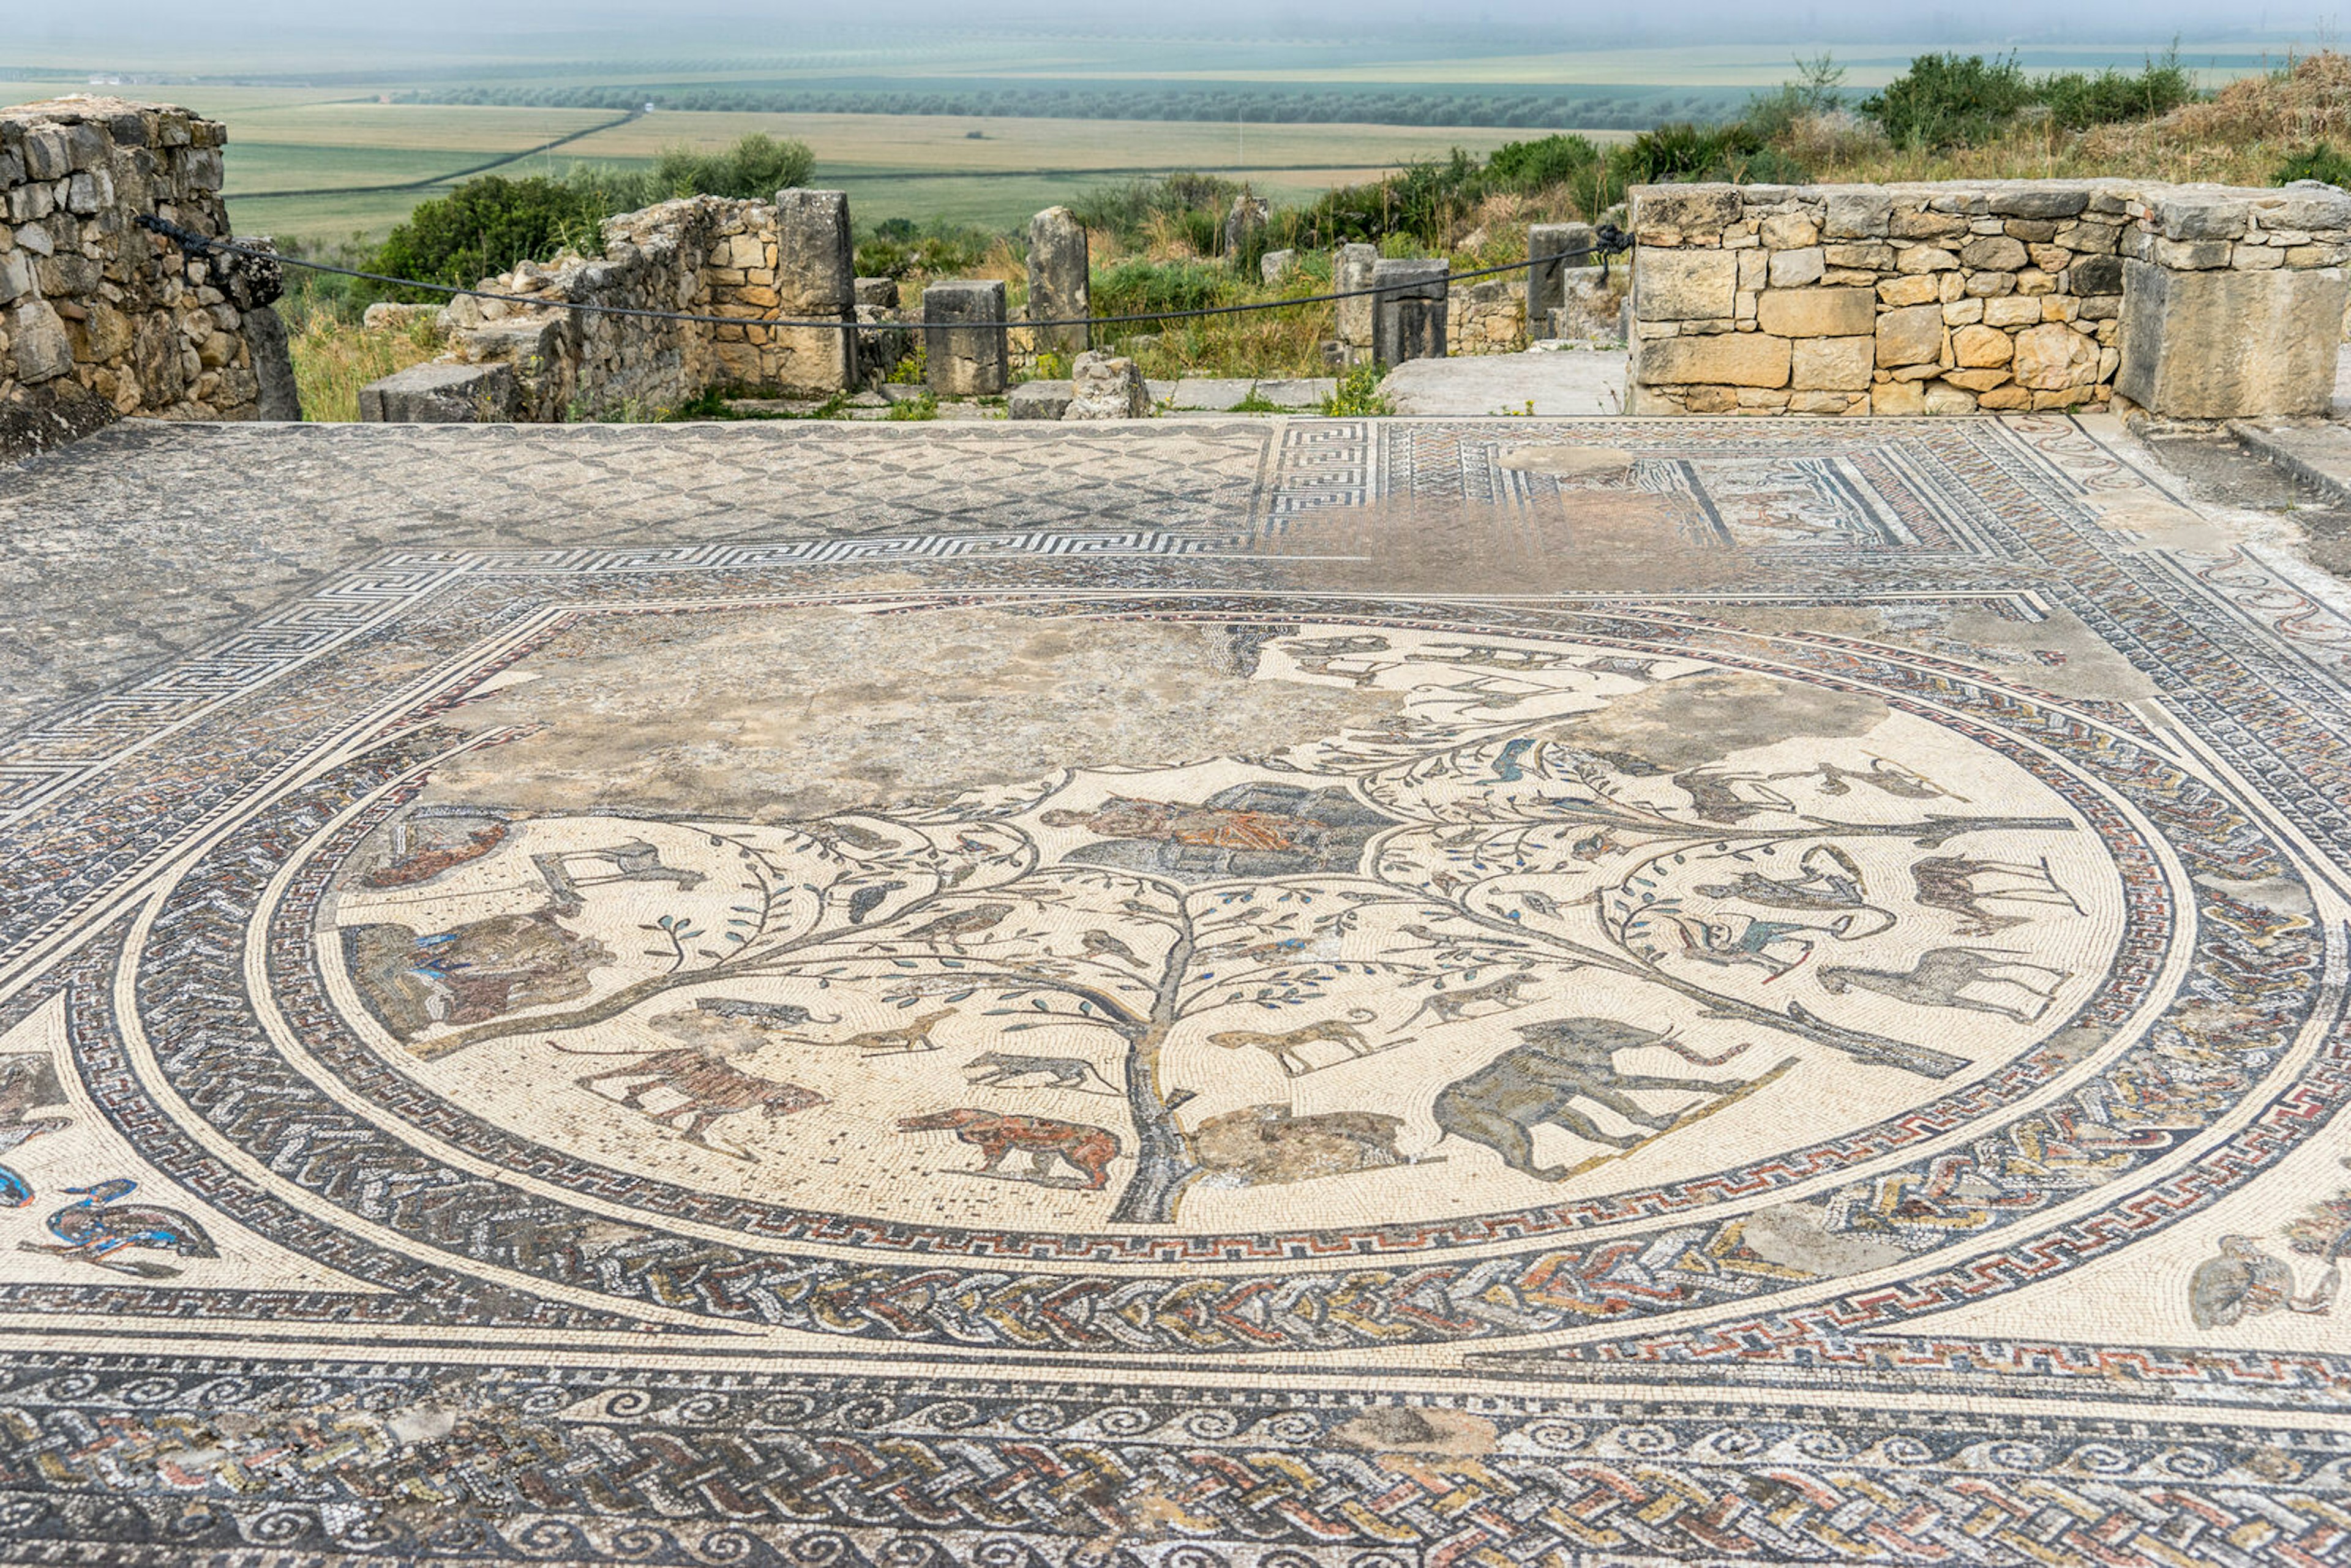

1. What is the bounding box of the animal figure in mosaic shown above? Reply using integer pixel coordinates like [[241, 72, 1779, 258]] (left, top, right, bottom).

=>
[[1433, 1018, 1758, 1175], [1283, 634, 1393, 685], [1417, 642, 1577, 673], [1695, 846, 1874, 918], [897, 1108, 1122, 1189], [1909, 854, 2085, 937], [1191, 1104, 1409, 1185], [2189, 1235, 2341, 1329], [883, 906, 1013, 947], [1205, 1010, 1387, 1078], [1673, 768, 1797, 825], [1775, 757, 1957, 802], [1642, 907, 1849, 981], [1401, 972, 1540, 1027], [692, 998, 838, 1027], [1816, 947, 2071, 1023], [962, 1051, 1121, 1095], [532, 842, 705, 913], [361, 821, 508, 888], [776, 1010, 958, 1058], [563, 1046, 826, 1150], [18, 1179, 216, 1278]]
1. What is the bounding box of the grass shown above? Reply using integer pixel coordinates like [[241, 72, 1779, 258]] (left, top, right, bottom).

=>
[[287, 310, 447, 423]]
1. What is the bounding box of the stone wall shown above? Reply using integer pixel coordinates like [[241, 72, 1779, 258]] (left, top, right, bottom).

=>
[[1445, 277, 1527, 355], [2, 96, 294, 459], [1627, 180, 2351, 418], [419, 195, 854, 421]]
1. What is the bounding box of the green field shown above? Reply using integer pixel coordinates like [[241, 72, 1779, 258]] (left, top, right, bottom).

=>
[[0, 26, 2303, 246]]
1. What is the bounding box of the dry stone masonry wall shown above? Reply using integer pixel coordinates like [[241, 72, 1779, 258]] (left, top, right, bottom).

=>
[[1, 97, 293, 458], [1629, 180, 2351, 418]]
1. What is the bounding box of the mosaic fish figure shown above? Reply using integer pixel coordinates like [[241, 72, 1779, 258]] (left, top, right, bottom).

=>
[[20, 1178, 217, 1278]]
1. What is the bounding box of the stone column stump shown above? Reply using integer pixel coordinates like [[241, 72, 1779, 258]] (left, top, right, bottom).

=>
[[1026, 208, 1090, 358], [773, 188, 857, 394], [1371, 258, 1449, 365], [923, 280, 1009, 396], [1063, 350, 1148, 419], [1526, 222, 1597, 324], [1333, 243, 1379, 362]]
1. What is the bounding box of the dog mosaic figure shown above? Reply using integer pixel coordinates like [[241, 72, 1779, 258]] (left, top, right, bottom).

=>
[[566, 1046, 826, 1149], [1205, 1010, 1385, 1077]]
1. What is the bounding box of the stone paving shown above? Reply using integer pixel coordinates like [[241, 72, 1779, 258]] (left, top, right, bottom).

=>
[[5, 413, 2351, 1566]]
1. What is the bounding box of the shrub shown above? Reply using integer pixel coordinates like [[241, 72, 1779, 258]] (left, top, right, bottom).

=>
[[1319, 362, 1394, 417], [653, 132, 814, 200], [367, 175, 607, 303], [2040, 48, 2197, 131], [2276, 143, 2351, 186], [1860, 52, 2036, 150], [1483, 133, 1602, 193]]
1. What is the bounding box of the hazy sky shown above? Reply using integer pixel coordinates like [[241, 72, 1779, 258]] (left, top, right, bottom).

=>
[[10, 0, 2313, 49]]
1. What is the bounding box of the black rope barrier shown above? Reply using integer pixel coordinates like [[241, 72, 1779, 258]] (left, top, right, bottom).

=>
[[138, 213, 1630, 334]]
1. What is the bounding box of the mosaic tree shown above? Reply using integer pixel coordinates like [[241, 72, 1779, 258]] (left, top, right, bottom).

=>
[[398, 661, 2086, 1224]]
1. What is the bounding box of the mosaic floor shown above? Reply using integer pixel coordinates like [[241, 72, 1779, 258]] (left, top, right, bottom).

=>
[[4, 415, 2351, 1565]]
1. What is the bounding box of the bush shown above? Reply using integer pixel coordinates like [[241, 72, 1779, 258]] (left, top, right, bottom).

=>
[[652, 132, 814, 200], [2276, 143, 2351, 186], [1860, 52, 2036, 150], [853, 219, 994, 280], [1483, 133, 1602, 193], [367, 176, 608, 303], [2040, 48, 2197, 131]]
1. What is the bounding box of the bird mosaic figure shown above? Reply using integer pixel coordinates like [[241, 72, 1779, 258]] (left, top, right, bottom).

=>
[[889, 903, 1013, 945], [18, 1178, 217, 1279], [845, 879, 907, 925]]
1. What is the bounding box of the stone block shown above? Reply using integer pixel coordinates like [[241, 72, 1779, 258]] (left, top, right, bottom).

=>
[[2154, 238, 2232, 270], [1823, 242, 1894, 269], [1983, 296, 2042, 328], [1890, 209, 1971, 240], [1791, 335, 1873, 391], [1987, 189, 2090, 219], [1979, 384, 2034, 410], [1755, 287, 1875, 339], [20, 128, 70, 181], [1825, 191, 1892, 238], [773, 189, 856, 392], [1527, 222, 1599, 321], [1943, 298, 1984, 325], [1872, 379, 1927, 415], [1960, 235, 2029, 271], [1634, 185, 1741, 239], [2158, 198, 2248, 241], [1897, 246, 1959, 274], [246, 304, 301, 421], [1875, 304, 1946, 367], [854, 277, 899, 309], [356, 360, 516, 422], [1371, 258, 1448, 364], [1951, 324, 2014, 367], [1259, 248, 1296, 284], [1924, 381, 1979, 415], [2009, 323, 2098, 391], [1008, 380, 1073, 420], [1943, 367, 2013, 392], [1768, 247, 1825, 288], [922, 279, 1009, 396], [2071, 255, 2124, 296], [2271, 184, 2351, 231], [1636, 331, 1791, 388], [1026, 206, 1090, 356], [1760, 213, 1821, 249], [7, 299, 72, 382], [1635, 249, 1737, 321], [1335, 242, 1379, 350], [1064, 351, 1149, 419], [2115, 257, 2351, 418], [1878, 276, 1940, 307], [0, 249, 29, 304]]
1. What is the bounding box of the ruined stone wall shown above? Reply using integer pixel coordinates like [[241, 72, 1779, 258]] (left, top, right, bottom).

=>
[[2, 97, 291, 459], [1627, 180, 2351, 418], [1444, 278, 1527, 356], [431, 197, 792, 421], [388, 193, 864, 421]]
